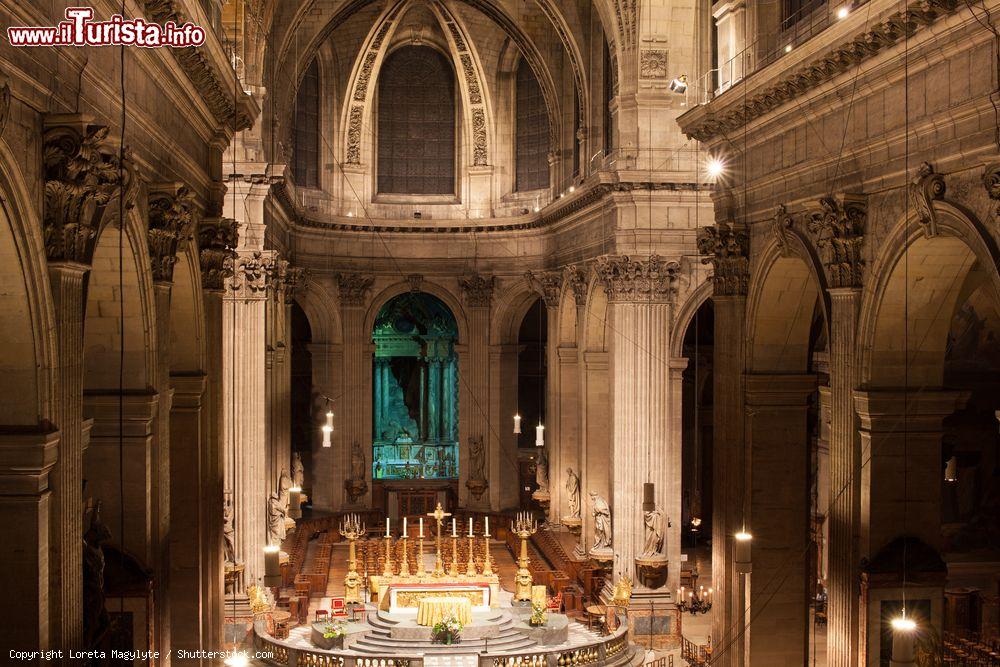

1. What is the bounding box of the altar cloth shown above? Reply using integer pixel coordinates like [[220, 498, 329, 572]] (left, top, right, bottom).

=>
[[416, 596, 472, 627]]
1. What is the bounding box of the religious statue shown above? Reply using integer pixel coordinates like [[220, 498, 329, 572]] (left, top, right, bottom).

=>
[[278, 469, 292, 512], [565, 468, 581, 519], [344, 441, 368, 503], [82, 500, 111, 649], [641, 508, 664, 557], [223, 495, 236, 564], [465, 435, 488, 499], [266, 487, 288, 545], [535, 448, 549, 492], [590, 492, 612, 551], [291, 452, 304, 487]]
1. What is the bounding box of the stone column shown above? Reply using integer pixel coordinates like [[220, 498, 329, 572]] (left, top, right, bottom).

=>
[[595, 255, 679, 580], [489, 344, 520, 510], [308, 342, 343, 512], [666, 358, 687, 595], [579, 350, 610, 559], [459, 274, 495, 509], [198, 217, 236, 648], [42, 117, 123, 653], [336, 273, 374, 508], [556, 346, 580, 521], [744, 373, 816, 667], [223, 252, 271, 586], [0, 429, 58, 652]]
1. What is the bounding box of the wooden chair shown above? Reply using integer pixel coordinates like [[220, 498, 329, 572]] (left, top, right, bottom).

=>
[[330, 596, 348, 618]]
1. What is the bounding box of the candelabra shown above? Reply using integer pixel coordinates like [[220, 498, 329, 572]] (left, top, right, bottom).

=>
[[677, 586, 713, 615], [465, 532, 477, 576], [399, 534, 411, 577], [449, 534, 459, 577], [340, 513, 366, 603], [512, 511, 538, 601], [417, 533, 425, 577], [481, 533, 494, 576], [383, 533, 394, 577]]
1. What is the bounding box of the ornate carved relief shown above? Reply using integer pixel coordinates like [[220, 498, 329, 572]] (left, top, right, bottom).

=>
[[435, 4, 489, 166], [772, 204, 795, 257], [525, 270, 563, 308], [280, 265, 307, 304], [147, 184, 195, 283], [564, 264, 589, 306], [336, 272, 374, 307], [372, 22, 392, 50], [407, 274, 423, 292], [197, 217, 238, 291], [43, 122, 126, 264], [909, 162, 946, 238], [532, 0, 587, 121], [460, 273, 496, 308], [696, 223, 749, 296], [459, 54, 483, 105], [445, 22, 466, 52], [983, 164, 1000, 217], [595, 254, 681, 303], [228, 251, 273, 296], [346, 105, 363, 164], [471, 109, 488, 167], [639, 49, 668, 79], [354, 52, 378, 102], [807, 195, 866, 288]]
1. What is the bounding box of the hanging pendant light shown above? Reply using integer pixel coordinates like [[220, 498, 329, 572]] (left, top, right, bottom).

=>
[[890, 615, 917, 665], [263, 544, 281, 587], [514, 413, 522, 434], [642, 482, 656, 512], [535, 423, 545, 447], [735, 530, 753, 573], [944, 456, 957, 482], [322, 407, 334, 448], [289, 486, 302, 519]]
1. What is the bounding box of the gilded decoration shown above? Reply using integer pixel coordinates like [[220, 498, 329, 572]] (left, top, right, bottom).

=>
[[395, 589, 487, 608]]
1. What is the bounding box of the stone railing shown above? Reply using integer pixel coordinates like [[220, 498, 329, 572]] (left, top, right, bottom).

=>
[[253, 621, 423, 667]]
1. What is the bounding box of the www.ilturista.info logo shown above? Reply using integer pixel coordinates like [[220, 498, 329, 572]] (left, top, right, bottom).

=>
[[7, 7, 206, 47]]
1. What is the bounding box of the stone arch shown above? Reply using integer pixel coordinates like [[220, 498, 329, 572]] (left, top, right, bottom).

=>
[[671, 279, 712, 358], [0, 142, 57, 425], [859, 203, 1000, 388], [582, 272, 609, 352], [169, 244, 206, 374], [557, 282, 577, 346], [294, 277, 343, 345], [364, 279, 469, 343], [491, 277, 540, 345]]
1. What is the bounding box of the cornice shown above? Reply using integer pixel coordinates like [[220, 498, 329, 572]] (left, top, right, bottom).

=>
[[678, 0, 960, 142]]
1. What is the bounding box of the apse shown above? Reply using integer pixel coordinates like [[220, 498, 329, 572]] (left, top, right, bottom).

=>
[[371, 291, 459, 481]]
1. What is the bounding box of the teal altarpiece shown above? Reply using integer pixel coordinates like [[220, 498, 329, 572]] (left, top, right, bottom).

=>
[[371, 292, 459, 480]]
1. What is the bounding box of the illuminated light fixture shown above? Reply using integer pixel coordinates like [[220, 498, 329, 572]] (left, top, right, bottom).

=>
[[322, 408, 334, 448], [891, 615, 917, 664], [224, 654, 249, 667], [535, 423, 545, 447], [289, 486, 302, 519], [785, 44, 793, 53], [642, 482, 656, 512], [669, 74, 688, 93], [707, 158, 725, 178], [735, 530, 753, 573], [513, 413, 522, 434], [836, 5, 850, 18], [559, 193, 565, 198], [533, 206, 541, 213], [691, 516, 702, 528], [944, 455, 957, 482], [347, 211, 354, 217], [263, 544, 281, 587], [569, 185, 576, 193]]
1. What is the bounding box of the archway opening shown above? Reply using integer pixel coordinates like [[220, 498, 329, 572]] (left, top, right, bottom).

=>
[[681, 298, 714, 555], [516, 297, 547, 511], [290, 301, 313, 495], [371, 292, 459, 481]]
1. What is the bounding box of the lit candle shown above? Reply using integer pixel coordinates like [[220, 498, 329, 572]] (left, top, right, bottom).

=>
[[451, 518, 456, 537], [386, 517, 390, 537], [403, 517, 408, 538], [535, 423, 545, 447], [485, 516, 489, 535], [513, 414, 522, 434], [468, 517, 473, 537], [419, 518, 424, 538]]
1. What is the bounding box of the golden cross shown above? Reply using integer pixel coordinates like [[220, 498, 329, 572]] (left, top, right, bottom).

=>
[[427, 502, 451, 529]]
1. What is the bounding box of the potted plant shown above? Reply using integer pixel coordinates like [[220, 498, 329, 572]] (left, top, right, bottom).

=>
[[529, 602, 548, 627], [317, 620, 346, 649], [432, 615, 464, 645]]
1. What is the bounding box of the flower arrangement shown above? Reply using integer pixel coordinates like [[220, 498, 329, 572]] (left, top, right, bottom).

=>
[[529, 601, 548, 627], [322, 621, 347, 639], [432, 615, 464, 644]]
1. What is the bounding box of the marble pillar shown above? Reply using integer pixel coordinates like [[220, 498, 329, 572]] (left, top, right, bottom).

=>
[[744, 373, 816, 667]]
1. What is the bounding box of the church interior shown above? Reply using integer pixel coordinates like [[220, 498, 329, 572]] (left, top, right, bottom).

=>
[[1, 0, 999, 664]]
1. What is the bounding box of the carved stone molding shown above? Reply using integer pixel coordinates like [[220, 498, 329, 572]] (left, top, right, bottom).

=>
[[227, 251, 273, 297], [807, 195, 866, 288], [0, 80, 9, 136], [147, 184, 195, 283], [42, 121, 125, 264], [197, 217, 238, 291], [983, 163, 1000, 203], [525, 270, 563, 308], [280, 266, 307, 304], [639, 49, 668, 79], [336, 272, 374, 307], [772, 204, 795, 257], [595, 254, 681, 303], [564, 264, 589, 306], [459, 273, 496, 308], [471, 109, 488, 167], [407, 274, 423, 292], [681, 0, 960, 142], [346, 106, 363, 164], [910, 162, 946, 238], [697, 223, 749, 296]]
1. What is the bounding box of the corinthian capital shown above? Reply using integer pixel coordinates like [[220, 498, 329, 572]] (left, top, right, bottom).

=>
[[147, 184, 196, 283], [459, 273, 496, 308], [336, 272, 374, 307], [595, 254, 681, 303], [807, 194, 866, 288], [42, 118, 129, 264], [564, 264, 589, 306], [697, 222, 749, 296], [227, 251, 274, 297], [525, 270, 563, 308], [197, 217, 238, 291]]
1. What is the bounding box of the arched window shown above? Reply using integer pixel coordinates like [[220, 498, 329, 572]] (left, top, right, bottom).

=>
[[377, 46, 456, 195], [515, 59, 549, 192], [293, 59, 320, 188]]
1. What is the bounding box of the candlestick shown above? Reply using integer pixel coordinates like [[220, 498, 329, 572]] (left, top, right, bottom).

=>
[[485, 516, 489, 535], [451, 518, 456, 537], [466, 535, 477, 576], [468, 517, 473, 537], [383, 534, 394, 577], [419, 517, 424, 538], [403, 517, 408, 538], [449, 535, 459, 577], [385, 517, 390, 537]]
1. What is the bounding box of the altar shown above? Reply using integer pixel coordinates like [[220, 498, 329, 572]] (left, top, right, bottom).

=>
[[370, 574, 500, 612]]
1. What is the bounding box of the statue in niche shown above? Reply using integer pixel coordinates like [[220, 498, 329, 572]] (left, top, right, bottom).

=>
[[641, 508, 665, 557], [466, 435, 488, 499], [344, 441, 369, 502], [267, 487, 288, 545], [278, 469, 292, 512], [292, 452, 304, 488], [223, 495, 236, 564], [590, 492, 612, 551], [565, 468, 581, 519], [82, 500, 111, 649], [535, 449, 550, 492]]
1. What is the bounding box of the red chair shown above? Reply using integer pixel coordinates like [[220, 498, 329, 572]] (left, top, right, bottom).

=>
[[547, 592, 563, 613], [315, 609, 329, 623], [330, 597, 348, 618]]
